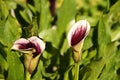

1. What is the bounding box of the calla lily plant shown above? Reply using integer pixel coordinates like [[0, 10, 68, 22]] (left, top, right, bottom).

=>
[[67, 20, 90, 80], [11, 36, 45, 74], [67, 20, 90, 62]]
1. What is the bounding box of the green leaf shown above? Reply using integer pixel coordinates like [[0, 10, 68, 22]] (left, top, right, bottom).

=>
[[57, 0, 76, 35], [39, 28, 60, 48], [0, 54, 7, 70], [83, 28, 94, 50], [0, 45, 8, 71], [82, 59, 105, 80], [111, 25, 120, 41], [114, 48, 120, 80], [60, 38, 69, 55], [99, 42, 117, 80], [81, 49, 97, 66], [63, 65, 73, 80], [34, 0, 41, 12], [32, 60, 43, 80], [20, 9, 33, 23], [0, 0, 9, 19], [5, 0, 17, 10], [27, 4, 36, 14], [0, 15, 21, 46], [107, 0, 120, 27], [7, 51, 24, 80], [38, 0, 52, 32], [97, 16, 111, 58]]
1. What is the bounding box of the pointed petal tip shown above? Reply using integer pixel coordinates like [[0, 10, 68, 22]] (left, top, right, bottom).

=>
[[11, 45, 19, 51]]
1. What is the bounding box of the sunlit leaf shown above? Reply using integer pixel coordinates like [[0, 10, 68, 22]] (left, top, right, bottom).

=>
[[38, 0, 52, 32], [0, 0, 9, 19], [0, 15, 21, 46], [82, 59, 105, 80], [97, 16, 111, 58], [57, 0, 76, 35], [99, 42, 117, 80], [7, 51, 24, 80], [39, 28, 60, 48]]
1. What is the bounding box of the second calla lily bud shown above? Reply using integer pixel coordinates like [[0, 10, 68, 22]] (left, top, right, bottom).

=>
[[67, 20, 90, 63], [11, 36, 45, 74]]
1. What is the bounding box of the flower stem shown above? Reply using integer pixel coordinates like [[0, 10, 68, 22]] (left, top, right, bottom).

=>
[[74, 62, 79, 80], [26, 71, 31, 80]]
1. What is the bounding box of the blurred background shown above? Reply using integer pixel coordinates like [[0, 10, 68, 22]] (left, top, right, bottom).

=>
[[0, 0, 120, 80]]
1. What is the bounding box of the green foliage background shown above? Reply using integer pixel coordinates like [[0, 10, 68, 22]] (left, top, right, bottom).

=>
[[0, 0, 120, 80]]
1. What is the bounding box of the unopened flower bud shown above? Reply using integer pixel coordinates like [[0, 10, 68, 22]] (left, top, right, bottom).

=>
[[67, 20, 90, 62]]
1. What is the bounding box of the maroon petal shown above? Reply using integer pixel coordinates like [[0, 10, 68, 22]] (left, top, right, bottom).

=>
[[67, 20, 90, 47], [28, 36, 45, 56], [12, 36, 45, 57], [71, 26, 87, 46]]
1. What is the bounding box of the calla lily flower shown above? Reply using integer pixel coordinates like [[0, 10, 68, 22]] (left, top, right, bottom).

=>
[[11, 36, 45, 74], [67, 20, 90, 62]]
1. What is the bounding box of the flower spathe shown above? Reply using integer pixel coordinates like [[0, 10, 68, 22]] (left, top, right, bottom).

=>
[[11, 36, 45, 74], [67, 20, 90, 62], [11, 36, 45, 56], [68, 20, 90, 47]]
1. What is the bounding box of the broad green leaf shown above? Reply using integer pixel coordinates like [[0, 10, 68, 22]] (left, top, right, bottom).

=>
[[0, 45, 8, 71], [81, 49, 96, 66], [38, 0, 52, 32], [57, 0, 76, 35], [55, 0, 76, 50], [97, 16, 111, 58], [0, 15, 21, 46], [5, 0, 17, 9], [82, 59, 105, 80], [34, 0, 41, 12], [0, 0, 9, 19], [99, 42, 117, 80], [42, 42, 59, 59], [106, 0, 120, 29], [39, 28, 60, 48], [7, 51, 24, 80]]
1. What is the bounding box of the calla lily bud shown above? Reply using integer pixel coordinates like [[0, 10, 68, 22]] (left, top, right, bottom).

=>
[[11, 36, 45, 74], [67, 20, 90, 63]]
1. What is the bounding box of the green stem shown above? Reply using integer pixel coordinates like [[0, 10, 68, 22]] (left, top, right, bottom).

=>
[[26, 71, 31, 80], [74, 62, 79, 80]]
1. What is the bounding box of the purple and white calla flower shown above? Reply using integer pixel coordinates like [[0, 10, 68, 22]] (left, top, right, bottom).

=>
[[11, 36, 45, 74], [67, 20, 90, 62]]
